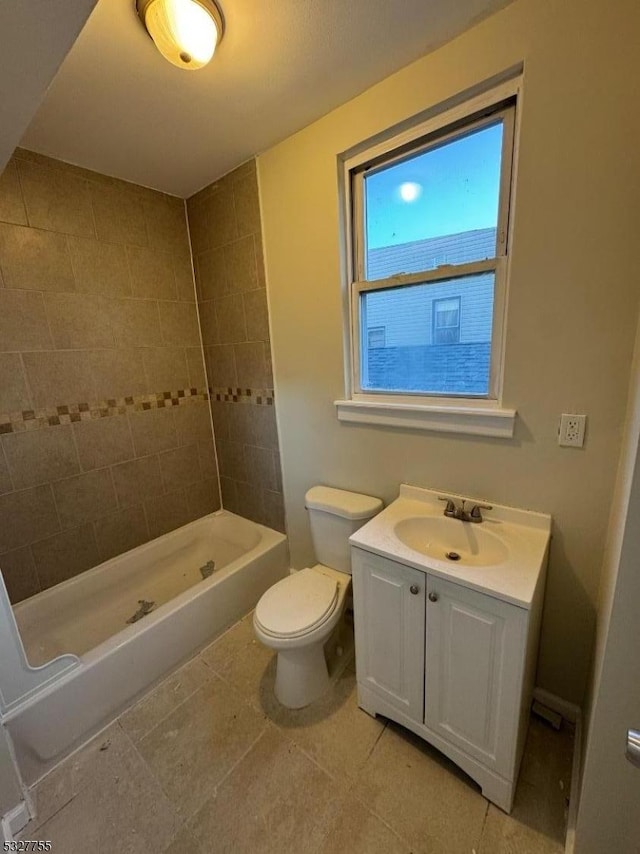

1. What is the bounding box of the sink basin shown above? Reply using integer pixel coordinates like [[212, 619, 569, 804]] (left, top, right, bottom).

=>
[[394, 516, 510, 567]]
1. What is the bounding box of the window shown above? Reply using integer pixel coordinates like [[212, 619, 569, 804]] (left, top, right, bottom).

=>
[[337, 79, 520, 437], [368, 326, 386, 349], [433, 297, 461, 344]]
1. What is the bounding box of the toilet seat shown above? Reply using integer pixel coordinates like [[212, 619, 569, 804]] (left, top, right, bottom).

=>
[[255, 567, 339, 639]]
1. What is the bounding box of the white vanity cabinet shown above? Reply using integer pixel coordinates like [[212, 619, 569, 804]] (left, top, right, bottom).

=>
[[352, 546, 544, 813]]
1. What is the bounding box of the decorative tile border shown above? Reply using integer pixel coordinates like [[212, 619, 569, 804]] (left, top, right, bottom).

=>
[[0, 386, 276, 435], [209, 386, 275, 406]]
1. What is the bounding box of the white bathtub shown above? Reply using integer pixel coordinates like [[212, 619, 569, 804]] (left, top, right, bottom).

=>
[[2, 510, 288, 785]]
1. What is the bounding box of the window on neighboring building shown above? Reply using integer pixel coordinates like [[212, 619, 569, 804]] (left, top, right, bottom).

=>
[[346, 83, 517, 403], [433, 297, 461, 344], [367, 327, 386, 348]]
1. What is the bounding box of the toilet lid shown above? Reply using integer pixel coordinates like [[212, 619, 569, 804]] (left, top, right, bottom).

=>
[[255, 568, 339, 638]]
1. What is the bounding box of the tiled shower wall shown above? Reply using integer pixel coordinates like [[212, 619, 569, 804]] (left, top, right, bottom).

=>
[[187, 161, 285, 533], [0, 149, 220, 604]]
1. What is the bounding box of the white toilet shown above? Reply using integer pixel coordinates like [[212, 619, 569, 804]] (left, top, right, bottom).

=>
[[253, 485, 382, 709]]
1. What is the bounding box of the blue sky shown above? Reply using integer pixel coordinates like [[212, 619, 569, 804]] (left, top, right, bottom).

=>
[[365, 121, 504, 250]]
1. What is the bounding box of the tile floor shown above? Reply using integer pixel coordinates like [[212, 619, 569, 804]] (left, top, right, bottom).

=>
[[20, 612, 574, 853]]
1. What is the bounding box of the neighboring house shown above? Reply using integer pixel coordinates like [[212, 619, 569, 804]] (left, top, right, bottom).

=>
[[362, 227, 495, 394]]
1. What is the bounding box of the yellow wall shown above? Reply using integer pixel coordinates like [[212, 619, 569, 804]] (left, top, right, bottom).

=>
[[257, 0, 640, 703]]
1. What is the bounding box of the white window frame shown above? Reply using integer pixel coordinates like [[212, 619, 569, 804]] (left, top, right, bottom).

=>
[[335, 77, 522, 438]]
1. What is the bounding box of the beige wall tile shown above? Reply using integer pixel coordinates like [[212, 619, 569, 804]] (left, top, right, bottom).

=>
[[110, 298, 162, 348], [173, 255, 196, 302], [142, 347, 189, 392], [234, 342, 268, 388], [0, 445, 12, 495], [127, 246, 177, 300], [224, 236, 258, 293], [244, 404, 279, 449], [197, 440, 218, 481], [209, 185, 238, 248], [0, 546, 40, 604], [73, 416, 134, 471], [173, 401, 213, 445], [53, 468, 117, 529], [159, 443, 202, 492], [233, 174, 261, 237], [17, 160, 95, 238], [89, 349, 147, 399], [0, 161, 27, 226], [187, 479, 220, 519], [198, 301, 219, 346], [205, 344, 236, 387], [145, 488, 191, 538], [263, 489, 285, 533], [31, 524, 100, 590], [0, 484, 59, 553], [253, 234, 266, 291], [3, 426, 80, 489], [186, 348, 206, 389], [196, 248, 227, 301], [215, 294, 247, 345], [144, 196, 189, 257], [22, 351, 95, 409], [243, 445, 277, 492], [243, 289, 270, 342], [209, 402, 230, 442], [129, 408, 178, 456], [186, 195, 210, 256], [93, 505, 150, 563], [0, 223, 75, 292], [273, 449, 282, 492], [220, 476, 238, 513], [217, 440, 248, 482], [235, 480, 263, 524], [90, 184, 148, 246], [112, 454, 163, 508], [0, 353, 31, 411], [44, 292, 115, 349], [68, 236, 131, 298], [159, 301, 200, 347], [0, 290, 53, 351]]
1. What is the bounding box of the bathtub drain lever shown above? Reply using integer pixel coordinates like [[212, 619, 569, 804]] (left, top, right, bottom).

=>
[[126, 599, 156, 624]]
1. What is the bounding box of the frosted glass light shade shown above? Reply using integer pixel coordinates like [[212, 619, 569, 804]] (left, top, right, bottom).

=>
[[138, 0, 223, 70]]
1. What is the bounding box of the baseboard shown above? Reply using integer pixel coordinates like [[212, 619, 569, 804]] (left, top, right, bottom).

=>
[[564, 710, 583, 854], [533, 687, 581, 724], [1, 801, 30, 842]]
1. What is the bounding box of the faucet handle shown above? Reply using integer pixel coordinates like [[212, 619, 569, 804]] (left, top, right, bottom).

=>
[[469, 503, 493, 521], [438, 496, 457, 515]]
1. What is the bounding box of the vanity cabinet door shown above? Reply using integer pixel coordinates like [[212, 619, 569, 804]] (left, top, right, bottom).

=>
[[424, 576, 526, 777], [352, 548, 425, 722]]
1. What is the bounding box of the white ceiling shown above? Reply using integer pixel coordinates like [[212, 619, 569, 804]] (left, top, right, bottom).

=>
[[21, 0, 512, 198]]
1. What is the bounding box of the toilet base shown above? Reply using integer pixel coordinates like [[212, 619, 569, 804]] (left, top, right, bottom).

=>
[[274, 642, 329, 709]]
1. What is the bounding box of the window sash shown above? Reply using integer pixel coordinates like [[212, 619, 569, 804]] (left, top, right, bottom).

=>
[[351, 258, 507, 400], [351, 104, 516, 284]]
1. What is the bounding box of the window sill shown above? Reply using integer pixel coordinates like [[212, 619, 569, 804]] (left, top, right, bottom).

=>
[[334, 399, 516, 438]]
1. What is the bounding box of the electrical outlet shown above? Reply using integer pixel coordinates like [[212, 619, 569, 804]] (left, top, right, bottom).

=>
[[558, 414, 587, 448]]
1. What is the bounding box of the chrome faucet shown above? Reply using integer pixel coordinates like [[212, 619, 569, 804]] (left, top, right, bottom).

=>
[[438, 496, 492, 523]]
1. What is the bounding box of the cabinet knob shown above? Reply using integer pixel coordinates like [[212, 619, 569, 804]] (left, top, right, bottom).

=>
[[409, 585, 419, 595], [428, 591, 439, 602]]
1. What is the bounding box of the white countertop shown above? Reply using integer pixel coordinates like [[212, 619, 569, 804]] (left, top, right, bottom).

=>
[[349, 484, 552, 609]]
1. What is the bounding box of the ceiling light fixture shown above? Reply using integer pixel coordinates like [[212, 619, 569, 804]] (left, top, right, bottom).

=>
[[136, 0, 224, 71]]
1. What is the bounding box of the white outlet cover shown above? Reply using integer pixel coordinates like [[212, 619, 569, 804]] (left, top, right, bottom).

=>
[[559, 414, 587, 447]]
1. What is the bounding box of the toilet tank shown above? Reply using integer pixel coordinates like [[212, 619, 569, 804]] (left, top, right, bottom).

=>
[[305, 486, 383, 574]]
